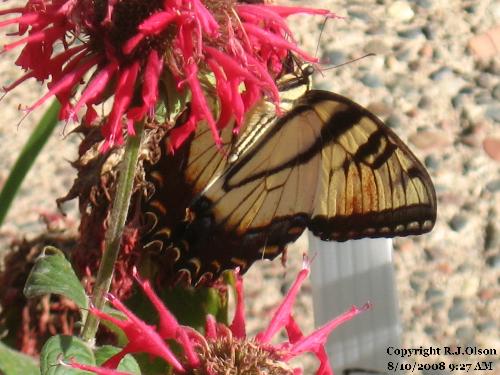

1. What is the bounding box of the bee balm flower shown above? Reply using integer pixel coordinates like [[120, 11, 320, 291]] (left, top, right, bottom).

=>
[[1, 1, 335, 151], [69, 263, 370, 374]]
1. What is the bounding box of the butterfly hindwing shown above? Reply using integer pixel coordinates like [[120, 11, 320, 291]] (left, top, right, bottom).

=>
[[203, 90, 436, 243]]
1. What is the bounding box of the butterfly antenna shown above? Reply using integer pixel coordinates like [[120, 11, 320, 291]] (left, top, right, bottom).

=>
[[323, 53, 375, 70], [315, 17, 330, 59]]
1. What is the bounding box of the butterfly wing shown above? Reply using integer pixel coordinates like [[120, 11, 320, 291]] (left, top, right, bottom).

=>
[[143, 90, 436, 284], [203, 90, 436, 242]]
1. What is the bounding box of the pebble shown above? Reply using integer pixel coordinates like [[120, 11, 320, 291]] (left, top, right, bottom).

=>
[[476, 321, 496, 333], [409, 278, 422, 293], [408, 129, 453, 150], [448, 298, 467, 321], [322, 50, 346, 66], [417, 95, 432, 109], [468, 26, 500, 61], [360, 73, 383, 88], [411, 0, 432, 8], [451, 93, 466, 109], [424, 154, 439, 170], [483, 137, 500, 161], [485, 255, 500, 269], [423, 325, 436, 336], [422, 24, 437, 40], [455, 326, 475, 343], [425, 287, 444, 300], [366, 101, 392, 117], [475, 73, 493, 88], [484, 220, 500, 251], [363, 40, 391, 55], [474, 91, 494, 105], [397, 27, 424, 39], [484, 105, 500, 122], [429, 67, 453, 81], [347, 9, 372, 22], [449, 214, 468, 231], [385, 114, 403, 129], [394, 47, 412, 61], [492, 84, 500, 100], [388, 1, 415, 22], [485, 179, 500, 193]]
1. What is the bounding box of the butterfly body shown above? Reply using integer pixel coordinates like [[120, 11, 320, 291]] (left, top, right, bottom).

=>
[[142, 68, 437, 284]]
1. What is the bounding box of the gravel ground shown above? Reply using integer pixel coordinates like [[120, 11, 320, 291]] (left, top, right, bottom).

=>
[[0, 1, 499, 374]]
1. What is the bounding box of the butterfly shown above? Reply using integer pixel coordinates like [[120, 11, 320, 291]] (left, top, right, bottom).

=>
[[141, 64, 437, 285]]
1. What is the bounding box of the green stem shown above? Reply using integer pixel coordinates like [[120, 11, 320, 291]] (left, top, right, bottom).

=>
[[0, 100, 60, 226], [81, 122, 144, 342]]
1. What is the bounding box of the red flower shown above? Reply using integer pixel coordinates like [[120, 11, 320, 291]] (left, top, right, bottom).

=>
[[69, 261, 370, 374], [1, 1, 336, 151]]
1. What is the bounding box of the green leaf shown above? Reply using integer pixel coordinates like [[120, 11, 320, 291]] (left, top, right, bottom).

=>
[[161, 286, 225, 332], [0, 100, 60, 226], [40, 335, 95, 375], [0, 341, 40, 375], [94, 346, 141, 374], [24, 246, 88, 309]]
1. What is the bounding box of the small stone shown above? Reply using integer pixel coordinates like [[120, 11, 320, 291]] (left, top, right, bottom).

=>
[[409, 278, 422, 293], [491, 2, 500, 19], [448, 298, 467, 321], [460, 86, 475, 94], [347, 10, 372, 22], [449, 214, 468, 231], [468, 26, 500, 61], [474, 91, 494, 105], [397, 27, 424, 39], [485, 106, 500, 122], [476, 321, 496, 332], [366, 101, 392, 117], [493, 84, 500, 100], [423, 325, 436, 335], [424, 154, 439, 170], [479, 288, 495, 302], [385, 114, 403, 129], [419, 43, 433, 58], [363, 40, 390, 55], [425, 287, 444, 300], [409, 129, 453, 150], [430, 300, 445, 310], [451, 94, 466, 108], [395, 48, 412, 61], [418, 95, 432, 109], [483, 137, 500, 161], [413, 0, 432, 8], [456, 326, 475, 342], [429, 66, 453, 81], [360, 73, 383, 88], [365, 25, 386, 36], [460, 121, 488, 147], [485, 179, 500, 193], [322, 50, 346, 66], [464, 4, 478, 13], [388, 1, 415, 22], [422, 24, 437, 40], [476, 73, 493, 88], [486, 255, 500, 269]]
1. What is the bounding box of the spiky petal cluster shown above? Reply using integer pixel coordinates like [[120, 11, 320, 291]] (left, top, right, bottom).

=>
[[1, 0, 335, 150], [69, 262, 370, 374]]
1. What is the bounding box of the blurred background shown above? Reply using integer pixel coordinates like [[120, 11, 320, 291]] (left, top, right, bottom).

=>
[[0, 0, 498, 373]]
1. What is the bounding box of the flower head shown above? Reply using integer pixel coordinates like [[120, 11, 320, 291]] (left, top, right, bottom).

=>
[[1, 0, 335, 150], [69, 261, 370, 374]]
